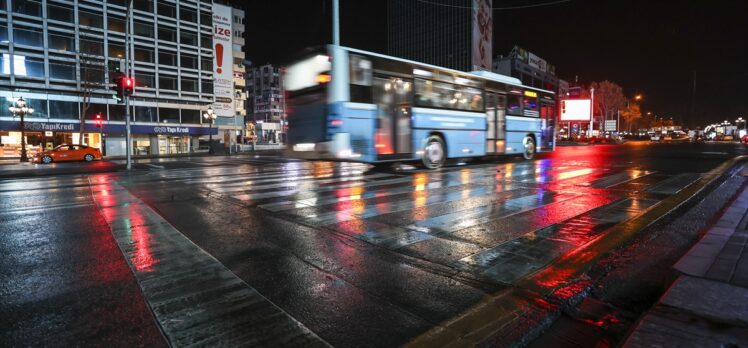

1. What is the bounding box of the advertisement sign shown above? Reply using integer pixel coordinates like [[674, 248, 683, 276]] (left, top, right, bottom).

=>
[[528, 52, 547, 73], [471, 0, 492, 71], [0, 121, 217, 135], [605, 120, 617, 132], [560, 99, 592, 121], [212, 4, 234, 117]]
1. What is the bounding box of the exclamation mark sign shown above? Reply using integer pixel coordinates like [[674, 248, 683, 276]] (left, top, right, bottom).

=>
[[215, 43, 224, 73]]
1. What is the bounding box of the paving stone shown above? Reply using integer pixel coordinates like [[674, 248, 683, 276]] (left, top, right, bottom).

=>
[[661, 276, 748, 324]]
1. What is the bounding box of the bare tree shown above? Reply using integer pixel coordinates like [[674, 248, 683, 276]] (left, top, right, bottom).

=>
[[590, 81, 626, 130], [78, 46, 106, 145]]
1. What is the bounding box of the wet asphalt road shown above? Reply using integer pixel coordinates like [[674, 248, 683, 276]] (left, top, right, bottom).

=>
[[2, 141, 748, 347]]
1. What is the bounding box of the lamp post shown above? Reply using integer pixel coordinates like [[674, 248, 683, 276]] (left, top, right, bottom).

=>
[[203, 106, 216, 154], [9, 97, 35, 162]]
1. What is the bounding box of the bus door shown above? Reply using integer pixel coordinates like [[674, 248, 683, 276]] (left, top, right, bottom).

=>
[[373, 76, 413, 160], [485, 93, 506, 154], [540, 101, 555, 151]]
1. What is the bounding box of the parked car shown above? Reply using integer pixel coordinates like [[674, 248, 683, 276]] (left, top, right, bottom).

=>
[[650, 134, 661, 142], [741, 134, 748, 144], [32, 144, 103, 164]]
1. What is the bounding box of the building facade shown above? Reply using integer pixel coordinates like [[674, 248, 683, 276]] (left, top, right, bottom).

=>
[[245, 63, 284, 143], [387, 0, 493, 72], [0, 0, 245, 158]]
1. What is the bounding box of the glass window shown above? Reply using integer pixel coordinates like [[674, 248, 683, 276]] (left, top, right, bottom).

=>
[[47, 4, 74, 23], [180, 54, 197, 69], [108, 0, 127, 7], [49, 61, 76, 80], [13, 27, 43, 46], [158, 27, 176, 42], [158, 75, 177, 90], [49, 100, 79, 120], [181, 77, 198, 92], [80, 38, 104, 56], [109, 17, 126, 33], [133, 0, 153, 12], [181, 109, 200, 124], [12, 0, 41, 17], [180, 31, 197, 46], [86, 103, 108, 120], [179, 7, 197, 22], [157, 3, 176, 17], [201, 81, 213, 94], [13, 55, 45, 78], [135, 72, 155, 88], [506, 94, 522, 115], [200, 11, 212, 26], [158, 51, 176, 66], [523, 96, 539, 117], [134, 47, 154, 63], [200, 57, 212, 71], [134, 21, 154, 38], [0, 25, 7, 44], [108, 43, 126, 59], [109, 104, 125, 121], [200, 35, 212, 49], [414, 79, 481, 111], [159, 108, 179, 123], [80, 64, 105, 84], [48, 32, 75, 52], [79, 10, 103, 28], [133, 106, 157, 122], [25, 98, 48, 118]]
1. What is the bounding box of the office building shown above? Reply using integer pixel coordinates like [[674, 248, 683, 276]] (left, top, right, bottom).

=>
[[246, 63, 285, 143], [0, 0, 245, 158], [387, 0, 493, 72]]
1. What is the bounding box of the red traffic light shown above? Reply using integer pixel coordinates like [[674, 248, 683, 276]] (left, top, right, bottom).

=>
[[95, 113, 103, 128]]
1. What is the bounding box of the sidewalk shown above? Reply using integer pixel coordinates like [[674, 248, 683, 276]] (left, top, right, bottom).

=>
[[624, 181, 748, 346]]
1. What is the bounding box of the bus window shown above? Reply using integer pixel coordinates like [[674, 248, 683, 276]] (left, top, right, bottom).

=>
[[523, 96, 539, 117], [506, 94, 522, 115], [415, 79, 483, 111], [349, 55, 373, 103]]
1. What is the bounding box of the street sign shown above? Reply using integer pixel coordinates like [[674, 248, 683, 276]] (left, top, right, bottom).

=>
[[605, 120, 617, 131], [568, 86, 582, 98]]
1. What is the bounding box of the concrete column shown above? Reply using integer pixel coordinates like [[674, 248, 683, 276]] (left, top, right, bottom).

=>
[[149, 135, 160, 155]]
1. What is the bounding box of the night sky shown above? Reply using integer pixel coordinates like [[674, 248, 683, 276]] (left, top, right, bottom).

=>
[[231, 0, 747, 127]]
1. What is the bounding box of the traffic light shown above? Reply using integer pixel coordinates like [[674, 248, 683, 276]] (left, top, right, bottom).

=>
[[110, 72, 134, 103], [94, 113, 103, 128], [122, 77, 134, 96]]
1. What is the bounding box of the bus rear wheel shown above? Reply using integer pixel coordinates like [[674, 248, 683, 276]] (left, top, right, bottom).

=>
[[523, 136, 536, 160], [422, 135, 446, 169]]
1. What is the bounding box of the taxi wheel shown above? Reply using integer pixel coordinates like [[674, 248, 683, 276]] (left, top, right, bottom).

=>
[[42, 155, 53, 164], [84, 154, 94, 162]]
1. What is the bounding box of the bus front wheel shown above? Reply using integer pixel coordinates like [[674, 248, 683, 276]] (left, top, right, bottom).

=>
[[523, 136, 536, 160], [422, 135, 446, 169]]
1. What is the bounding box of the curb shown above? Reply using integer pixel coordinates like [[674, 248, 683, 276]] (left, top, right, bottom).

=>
[[404, 156, 748, 348]]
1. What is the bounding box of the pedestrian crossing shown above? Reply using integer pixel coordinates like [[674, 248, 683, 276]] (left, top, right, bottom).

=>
[[142, 158, 703, 285]]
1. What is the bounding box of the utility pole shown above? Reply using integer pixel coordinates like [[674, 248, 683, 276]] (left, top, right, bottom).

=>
[[333, 0, 340, 46], [589, 87, 594, 137], [124, 0, 133, 169]]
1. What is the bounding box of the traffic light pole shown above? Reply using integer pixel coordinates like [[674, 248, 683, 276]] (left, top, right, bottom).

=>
[[124, 0, 133, 170]]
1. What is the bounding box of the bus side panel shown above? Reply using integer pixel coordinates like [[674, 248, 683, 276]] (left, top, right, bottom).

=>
[[411, 109, 486, 158], [340, 102, 378, 162], [287, 102, 327, 145], [505, 116, 542, 154]]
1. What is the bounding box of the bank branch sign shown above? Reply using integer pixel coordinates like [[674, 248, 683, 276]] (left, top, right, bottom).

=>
[[212, 4, 234, 117]]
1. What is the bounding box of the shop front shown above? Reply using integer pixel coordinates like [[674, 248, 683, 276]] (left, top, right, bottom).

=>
[[0, 121, 103, 158], [0, 121, 216, 158]]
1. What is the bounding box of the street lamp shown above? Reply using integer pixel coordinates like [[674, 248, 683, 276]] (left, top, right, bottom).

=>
[[203, 106, 216, 154], [9, 97, 35, 162]]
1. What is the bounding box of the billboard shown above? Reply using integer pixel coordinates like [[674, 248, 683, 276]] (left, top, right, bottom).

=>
[[471, 0, 492, 71], [212, 4, 234, 117], [560, 99, 592, 121]]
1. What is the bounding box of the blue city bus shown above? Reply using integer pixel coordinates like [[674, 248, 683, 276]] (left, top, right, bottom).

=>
[[284, 45, 556, 169]]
